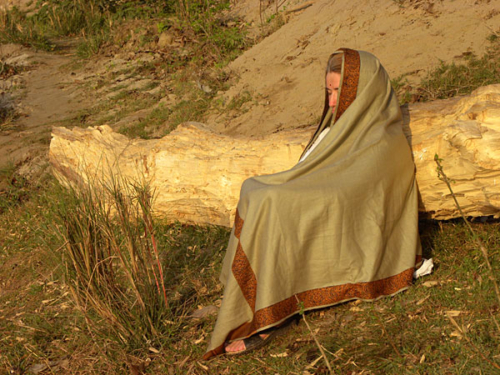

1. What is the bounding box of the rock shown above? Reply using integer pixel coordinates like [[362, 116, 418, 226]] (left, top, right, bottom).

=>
[[145, 86, 162, 96], [127, 79, 153, 91], [158, 32, 175, 49], [5, 53, 33, 67]]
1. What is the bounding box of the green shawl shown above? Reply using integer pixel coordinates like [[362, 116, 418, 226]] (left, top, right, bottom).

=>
[[204, 48, 422, 359]]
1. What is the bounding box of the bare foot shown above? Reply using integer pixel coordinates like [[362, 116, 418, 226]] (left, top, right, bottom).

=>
[[225, 333, 269, 353]]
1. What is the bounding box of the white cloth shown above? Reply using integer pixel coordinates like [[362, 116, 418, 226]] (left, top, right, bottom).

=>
[[413, 258, 434, 279], [299, 127, 331, 163]]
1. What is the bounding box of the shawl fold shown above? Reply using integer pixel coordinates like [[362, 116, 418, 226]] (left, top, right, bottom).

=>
[[204, 49, 422, 359]]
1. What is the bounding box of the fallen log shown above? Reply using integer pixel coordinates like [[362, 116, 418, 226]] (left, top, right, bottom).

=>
[[49, 84, 500, 226]]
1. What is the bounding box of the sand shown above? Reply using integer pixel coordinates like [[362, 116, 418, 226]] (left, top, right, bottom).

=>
[[206, 0, 500, 136]]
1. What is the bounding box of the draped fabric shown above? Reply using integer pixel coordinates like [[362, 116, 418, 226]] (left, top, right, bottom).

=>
[[204, 49, 422, 359]]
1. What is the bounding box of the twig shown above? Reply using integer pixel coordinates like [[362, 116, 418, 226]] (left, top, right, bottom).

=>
[[259, 0, 263, 26], [434, 154, 500, 308], [373, 308, 402, 357], [295, 296, 334, 374], [481, 21, 499, 37], [490, 310, 500, 333], [285, 1, 314, 14]]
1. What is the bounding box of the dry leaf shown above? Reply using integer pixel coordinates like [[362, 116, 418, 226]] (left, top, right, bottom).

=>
[[194, 337, 205, 344], [28, 363, 47, 374], [270, 352, 288, 357], [197, 362, 209, 371], [446, 310, 462, 317], [191, 305, 218, 319], [416, 295, 430, 305], [450, 331, 463, 338], [305, 355, 323, 369], [422, 281, 439, 287]]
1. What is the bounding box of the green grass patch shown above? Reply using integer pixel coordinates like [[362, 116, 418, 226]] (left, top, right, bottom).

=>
[[1, 0, 249, 63], [0, 7, 54, 50], [118, 69, 232, 139], [0, 1, 172, 54]]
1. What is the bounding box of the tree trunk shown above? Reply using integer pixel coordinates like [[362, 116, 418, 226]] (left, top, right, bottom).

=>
[[49, 84, 500, 227]]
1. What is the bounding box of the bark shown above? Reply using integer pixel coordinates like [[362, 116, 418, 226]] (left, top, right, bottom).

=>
[[49, 84, 500, 226]]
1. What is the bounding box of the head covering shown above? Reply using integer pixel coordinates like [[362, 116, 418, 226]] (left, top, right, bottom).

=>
[[204, 48, 422, 359]]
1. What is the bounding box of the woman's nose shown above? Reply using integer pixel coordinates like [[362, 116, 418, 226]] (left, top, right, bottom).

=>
[[329, 93, 336, 108]]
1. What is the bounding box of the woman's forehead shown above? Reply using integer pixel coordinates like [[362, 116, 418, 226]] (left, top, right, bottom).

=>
[[326, 72, 341, 87]]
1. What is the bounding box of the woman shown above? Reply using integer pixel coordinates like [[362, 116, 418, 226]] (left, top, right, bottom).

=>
[[204, 48, 422, 359]]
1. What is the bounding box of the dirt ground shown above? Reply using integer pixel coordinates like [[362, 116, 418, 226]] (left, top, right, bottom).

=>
[[1, 0, 500, 174], [0, 42, 92, 174]]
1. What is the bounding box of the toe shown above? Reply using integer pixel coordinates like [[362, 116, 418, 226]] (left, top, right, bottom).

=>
[[225, 339, 246, 353]]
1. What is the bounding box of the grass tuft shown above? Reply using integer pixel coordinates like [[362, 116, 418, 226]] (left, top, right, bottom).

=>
[[393, 39, 500, 104], [50, 175, 171, 351]]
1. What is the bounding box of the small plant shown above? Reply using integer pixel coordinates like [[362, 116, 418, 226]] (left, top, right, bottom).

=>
[[226, 90, 253, 111], [0, 100, 16, 130], [419, 55, 499, 100], [402, 38, 500, 102], [156, 19, 171, 34]]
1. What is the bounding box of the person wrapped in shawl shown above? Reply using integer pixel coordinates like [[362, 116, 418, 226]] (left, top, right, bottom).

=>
[[204, 48, 422, 359]]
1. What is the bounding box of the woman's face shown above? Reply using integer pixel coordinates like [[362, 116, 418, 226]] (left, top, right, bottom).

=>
[[326, 72, 341, 113]]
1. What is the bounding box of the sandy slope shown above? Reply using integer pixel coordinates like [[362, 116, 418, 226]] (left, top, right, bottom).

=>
[[206, 0, 500, 136]]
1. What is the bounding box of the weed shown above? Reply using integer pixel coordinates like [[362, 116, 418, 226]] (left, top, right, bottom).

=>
[[76, 31, 109, 58], [397, 39, 500, 103], [1, 1, 171, 57], [225, 90, 253, 111], [119, 103, 171, 138], [0, 105, 16, 129], [487, 34, 498, 43], [170, 97, 209, 125], [391, 74, 413, 105], [419, 54, 500, 100], [0, 163, 30, 214], [169, 0, 249, 66], [0, 7, 54, 50]]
